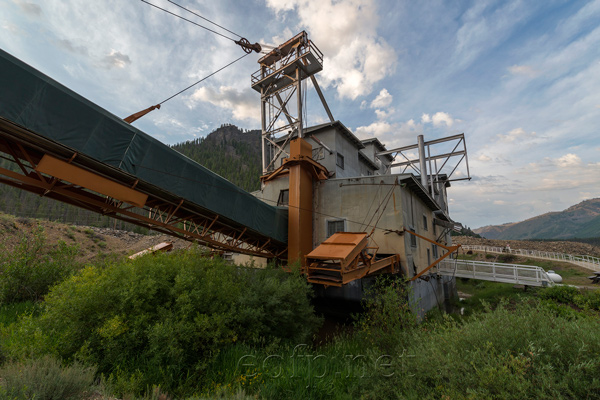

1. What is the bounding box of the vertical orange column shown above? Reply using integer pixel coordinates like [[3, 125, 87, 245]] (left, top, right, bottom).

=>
[[288, 138, 314, 267]]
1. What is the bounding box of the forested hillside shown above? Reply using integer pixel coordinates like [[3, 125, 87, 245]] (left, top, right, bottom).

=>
[[0, 124, 261, 229], [171, 124, 261, 192]]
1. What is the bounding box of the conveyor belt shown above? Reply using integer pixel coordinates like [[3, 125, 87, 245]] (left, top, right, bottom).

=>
[[0, 49, 287, 258]]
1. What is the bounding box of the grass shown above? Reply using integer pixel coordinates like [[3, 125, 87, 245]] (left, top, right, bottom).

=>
[[0, 355, 97, 400], [1, 243, 600, 399], [456, 279, 537, 315], [519, 258, 591, 285]]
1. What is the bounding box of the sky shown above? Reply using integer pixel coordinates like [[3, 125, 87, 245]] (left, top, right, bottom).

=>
[[1, 0, 599, 230]]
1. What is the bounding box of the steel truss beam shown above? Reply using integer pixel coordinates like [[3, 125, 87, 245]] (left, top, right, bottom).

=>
[[377, 133, 471, 185]]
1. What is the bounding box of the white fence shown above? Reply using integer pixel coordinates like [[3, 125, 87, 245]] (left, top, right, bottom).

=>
[[460, 245, 600, 271], [437, 259, 554, 287]]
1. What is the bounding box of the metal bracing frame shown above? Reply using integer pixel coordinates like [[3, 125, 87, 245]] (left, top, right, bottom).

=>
[[0, 118, 286, 259], [251, 31, 332, 175], [377, 133, 471, 199]]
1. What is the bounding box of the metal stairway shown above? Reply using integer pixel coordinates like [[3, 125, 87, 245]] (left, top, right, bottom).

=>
[[435, 259, 555, 287]]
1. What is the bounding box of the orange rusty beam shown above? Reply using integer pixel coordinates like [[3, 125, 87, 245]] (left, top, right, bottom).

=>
[[35, 154, 148, 207], [402, 228, 461, 281]]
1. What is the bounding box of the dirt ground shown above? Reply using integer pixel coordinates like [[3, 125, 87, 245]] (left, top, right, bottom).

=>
[[0, 213, 190, 262], [1, 212, 599, 264], [453, 235, 600, 258]]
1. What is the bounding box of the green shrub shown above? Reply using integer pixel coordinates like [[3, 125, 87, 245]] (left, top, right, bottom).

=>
[[4, 249, 320, 396], [359, 301, 600, 399], [539, 285, 579, 304], [0, 355, 96, 400], [355, 276, 417, 352], [0, 226, 79, 304], [0, 301, 36, 326], [580, 289, 600, 310]]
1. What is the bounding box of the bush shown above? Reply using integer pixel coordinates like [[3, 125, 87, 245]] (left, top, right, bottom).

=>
[[359, 301, 600, 399], [4, 249, 320, 396], [0, 226, 79, 304], [539, 285, 579, 304], [355, 276, 417, 352], [0, 355, 96, 400]]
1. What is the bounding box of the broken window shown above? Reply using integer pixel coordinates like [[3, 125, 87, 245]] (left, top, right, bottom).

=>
[[409, 227, 417, 247], [312, 147, 324, 161], [327, 219, 345, 237], [277, 189, 289, 206]]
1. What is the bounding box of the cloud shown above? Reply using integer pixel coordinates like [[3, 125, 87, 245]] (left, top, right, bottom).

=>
[[12, 0, 42, 16], [355, 118, 425, 149], [189, 86, 259, 122], [2, 22, 24, 36], [422, 112, 454, 127], [497, 127, 536, 142], [370, 88, 393, 108], [507, 64, 539, 77], [266, 0, 397, 100], [477, 154, 492, 162], [354, 120, 396, 139], [431, 112, 454, 127], [56, 39, 88, 55], [102, 50, 131, 69], [375, 108, 394, 120], [555, 153, 581, 167]]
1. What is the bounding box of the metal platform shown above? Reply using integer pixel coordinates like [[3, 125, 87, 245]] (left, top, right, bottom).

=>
[[251, 32, 323, 96], [305, 232, 400, 286]]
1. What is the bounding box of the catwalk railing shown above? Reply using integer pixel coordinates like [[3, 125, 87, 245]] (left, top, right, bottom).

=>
[[436, 259, 555, 287], [460, 245, 600, 271]]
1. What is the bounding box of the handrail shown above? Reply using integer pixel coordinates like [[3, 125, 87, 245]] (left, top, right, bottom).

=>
[[460, 245, 600, 271], [251, 40, 323, 85], [436, 259, 554, 287]]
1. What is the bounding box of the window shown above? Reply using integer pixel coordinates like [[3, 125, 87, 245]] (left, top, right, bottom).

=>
[[327, 219, 345, 237], [336, 153, 345, 169], [409, 228, 417, 247], [277, 189, 289, 206], [312, 147, 324, 161], [427, 248, 431, 266], [423, 214, 428, 231], [432, 244, 439, 259]]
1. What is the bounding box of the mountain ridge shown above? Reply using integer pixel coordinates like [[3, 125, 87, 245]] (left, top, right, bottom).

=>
[[474, 198, 600, 240]]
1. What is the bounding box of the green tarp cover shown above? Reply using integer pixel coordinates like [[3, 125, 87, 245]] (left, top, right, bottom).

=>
[[0, 49, 287, 244]]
